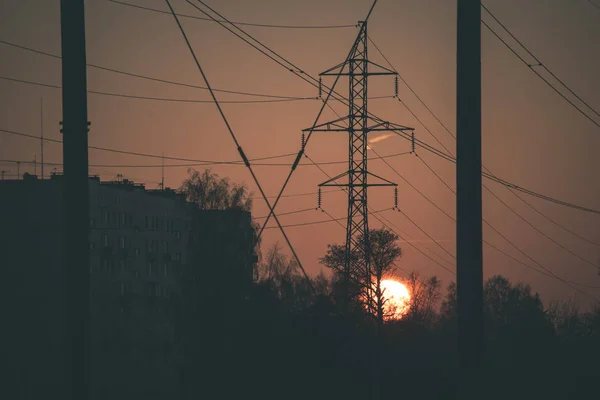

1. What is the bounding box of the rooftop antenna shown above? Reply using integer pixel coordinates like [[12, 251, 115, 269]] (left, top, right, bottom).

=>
[[161, 152, 165, 190]]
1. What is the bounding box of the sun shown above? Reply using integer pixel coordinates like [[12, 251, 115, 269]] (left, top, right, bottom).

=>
[[378, 279, 411, 320]]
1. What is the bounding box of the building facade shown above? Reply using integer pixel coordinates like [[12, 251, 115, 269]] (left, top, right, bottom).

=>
[[0, 173, 256, 400]]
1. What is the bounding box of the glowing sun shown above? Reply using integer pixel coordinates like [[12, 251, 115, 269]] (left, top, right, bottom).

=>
[[379, 279, 411, 320]]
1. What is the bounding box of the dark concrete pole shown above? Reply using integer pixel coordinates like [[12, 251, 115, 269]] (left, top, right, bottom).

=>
[[456, 0, 483, 369], [60, 1, 90, 399]]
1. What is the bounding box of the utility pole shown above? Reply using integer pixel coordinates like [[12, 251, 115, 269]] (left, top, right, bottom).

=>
[[34, 155, 37, 176], [16, 161, 20, 179], [456, 0, 484, 370], [60, 1, 90, 399], [304, 21, 413, 313], [0, 169, 9, 180], [41, 97, 45, 179]]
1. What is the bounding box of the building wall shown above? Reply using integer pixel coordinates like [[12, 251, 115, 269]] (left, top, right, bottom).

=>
[[0, 174, 258, 399]]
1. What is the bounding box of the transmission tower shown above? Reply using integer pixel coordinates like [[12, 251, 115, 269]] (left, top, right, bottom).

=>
[[305, 21, 413, 312]]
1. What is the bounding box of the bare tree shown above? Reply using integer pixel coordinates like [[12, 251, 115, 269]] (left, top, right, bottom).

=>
[[179, 168, 252, 211], [404, 271, 441, 326], [320, 228, 402, 324]]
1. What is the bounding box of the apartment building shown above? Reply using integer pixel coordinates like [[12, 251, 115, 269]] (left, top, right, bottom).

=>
[[0, 172, 256, 400]]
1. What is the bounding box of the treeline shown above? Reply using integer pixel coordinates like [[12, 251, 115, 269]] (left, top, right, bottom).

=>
[[176, 243, 600, 400], [175, 170, 600, 399]]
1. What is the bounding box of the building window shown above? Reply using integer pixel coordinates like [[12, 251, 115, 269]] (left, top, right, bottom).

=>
[[147, 282, 160, 297], [147, 262, 153, 276], [103, 233, 109, 247], [163, 264, 168, 277], [175, 253, 181, 262], [89, 242, 95, 250], [121, 282, 131, 295], [175, 231, 181, 239], [109, 260, 115, 275], [102, 259, 109, 273], [120, 236, 126, 249], [90, 219, 95, 228], [120, 259, 126, 274], [163, 242, 168, 253], [145, 216, 148, 230], [135, 248, 140, 257], [135, 270, 140, 279], [103, 210, 109, 224]]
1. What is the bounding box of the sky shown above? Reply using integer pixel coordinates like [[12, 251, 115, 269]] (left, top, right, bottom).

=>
[[1, 0, 599, 306]]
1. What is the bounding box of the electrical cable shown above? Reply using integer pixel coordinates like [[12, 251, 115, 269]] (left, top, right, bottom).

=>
[[0, 39, 315, 100], [0, 127, 295, 164], [370, 35, 600, 217], [303, 152, 456, 277], [0, 128, 411, 168], [0, 75, 315, 104], [415, 152, 600, 294], [482, 3, 600, 120], [481, 20, 600, 129], [107, 0, 357, 29], [163, 0, 315, 294]]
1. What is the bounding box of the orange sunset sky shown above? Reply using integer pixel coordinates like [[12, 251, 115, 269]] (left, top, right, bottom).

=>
[[1, 0, 599, 306]]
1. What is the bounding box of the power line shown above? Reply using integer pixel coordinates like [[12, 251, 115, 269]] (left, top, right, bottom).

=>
[[482, 3, 600, 120], [0, 127, 297, 164], [0, 128, 412, 168], [262, 208, 392, 229], [481, 20, 600, 129], [0, 39, 316, 100], [147, 2, 600, 220], [368, 36, 456, 153], [587, 0, 600, 11], [370, 36, 600, 217], [0, 75, 316, 104], [254, 207, 316, 220], [498, 182, 600, 248], [415, 152, 600, 295], [302, 152, 456, 277], [163, 0, 315, 294], [483, 183, 599, 270], [107, 0, 357, 29]]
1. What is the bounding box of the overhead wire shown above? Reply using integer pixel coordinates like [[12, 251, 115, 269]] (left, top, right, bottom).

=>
[[302, 151, 456, 277], [370, 35, 600, 216], [107, 0, 357, 29], [183, 0, 600, 288], [586, 0, 600, 11], [0, 127, 296, 164], [0, 127, 412, 168], [481, 3, 600, 120], [481, 20, 600, 129], [163, 0, 315, 294], [192, 0, 599, 218], [0, 75, 316, 104], [416, 152, 600, 294], [0, 39, 315, 100], [367, 35, 600, 292]]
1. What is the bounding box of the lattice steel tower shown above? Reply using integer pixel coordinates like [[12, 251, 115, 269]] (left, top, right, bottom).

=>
[[305, 21, 413, 311]]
